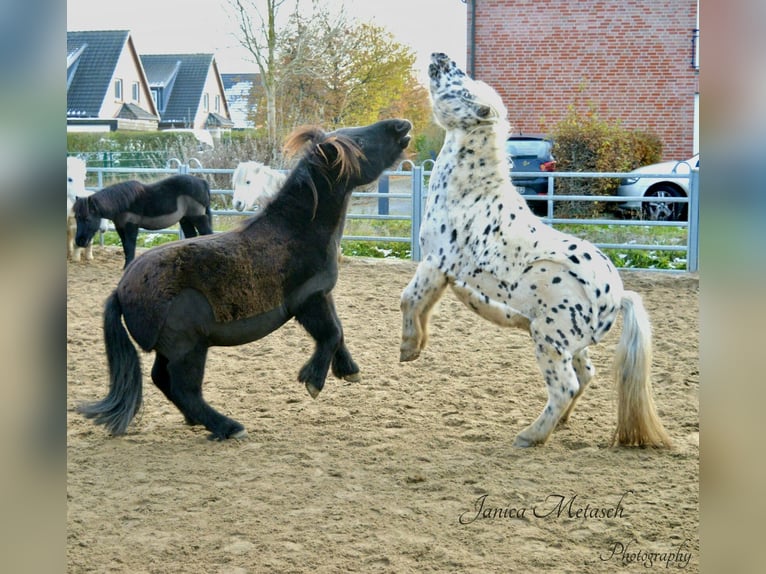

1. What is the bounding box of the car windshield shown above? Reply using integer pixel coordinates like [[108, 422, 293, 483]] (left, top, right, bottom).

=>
[[505, 140, 551, 158]]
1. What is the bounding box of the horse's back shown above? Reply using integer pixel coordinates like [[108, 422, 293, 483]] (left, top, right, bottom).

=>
[[156, 175, 210, 205]]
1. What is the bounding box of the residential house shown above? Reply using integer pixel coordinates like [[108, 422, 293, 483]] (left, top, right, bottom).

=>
[[221, 73, 261, 129], [67, 30, 159, 132], [141, 53, 235, 138], [464, 0, 699, 159]]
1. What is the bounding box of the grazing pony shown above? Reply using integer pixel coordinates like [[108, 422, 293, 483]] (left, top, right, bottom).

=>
[[73, 174, 213, 268], [77, 119, 412, 440], [231, 161, 287, 212], [67, 157, 106, 261], [400, 53, 671, 448]]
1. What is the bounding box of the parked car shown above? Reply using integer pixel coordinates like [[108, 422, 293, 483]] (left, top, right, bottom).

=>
[[617, 154, 698, 221], [505, 136, 556, 216]]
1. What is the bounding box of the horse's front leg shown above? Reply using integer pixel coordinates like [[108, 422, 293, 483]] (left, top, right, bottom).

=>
[[294, 292, 350, 398], [117, 223, 139, 268], [400, 256, 448, 362]]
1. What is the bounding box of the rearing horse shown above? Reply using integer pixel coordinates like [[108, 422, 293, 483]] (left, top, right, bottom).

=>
[[400, 53, 670, 448], [77, 119, 412, 441]]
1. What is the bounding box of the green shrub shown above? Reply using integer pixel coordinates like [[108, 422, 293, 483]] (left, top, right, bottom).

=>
[[549, 104, 662, 218]]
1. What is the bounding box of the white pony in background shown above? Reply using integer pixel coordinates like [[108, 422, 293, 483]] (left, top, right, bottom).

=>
[[67, 156, 107, 261], [231, 161, 287, 212]]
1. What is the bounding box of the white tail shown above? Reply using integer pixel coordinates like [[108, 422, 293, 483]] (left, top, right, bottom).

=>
[[613, 290, 672, 447]]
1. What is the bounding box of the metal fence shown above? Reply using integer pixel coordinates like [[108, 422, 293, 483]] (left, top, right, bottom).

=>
[[85, 160, 699, 272]]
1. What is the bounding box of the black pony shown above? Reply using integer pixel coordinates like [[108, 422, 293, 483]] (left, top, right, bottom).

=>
[[77, 119, 412, 440], [73, 174, 213, 268]]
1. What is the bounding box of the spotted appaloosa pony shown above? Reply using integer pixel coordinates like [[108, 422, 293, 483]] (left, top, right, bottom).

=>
[[231, 161, 287, 212], [400, 53, 671, 448], [77, 119, 412, 440]]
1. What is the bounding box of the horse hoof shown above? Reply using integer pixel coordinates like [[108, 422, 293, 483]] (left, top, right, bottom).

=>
[[343, 372, 361, 383], [305, 382, 321, 399], [513, 435, 539, 448], [231, 428, 248, 439], [399, 348, 420, 362]]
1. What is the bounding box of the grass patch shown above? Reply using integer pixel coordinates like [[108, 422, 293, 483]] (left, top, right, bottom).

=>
[[341, 240, 411, 259], [99, 230, 179, 249], [102, 217, 689, 270]]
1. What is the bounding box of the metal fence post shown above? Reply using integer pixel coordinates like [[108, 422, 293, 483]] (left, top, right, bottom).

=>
[[411, 165, 423, 261], [177, 163, 190, 239], [377, 174, 390, 215], [687, 167, 700, 272]]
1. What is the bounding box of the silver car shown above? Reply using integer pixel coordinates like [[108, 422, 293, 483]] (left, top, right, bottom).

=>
[[617, 154, 699, 221]]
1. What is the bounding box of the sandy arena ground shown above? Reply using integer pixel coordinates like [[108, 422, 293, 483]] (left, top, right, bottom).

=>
[[67, 246, 699, 573]]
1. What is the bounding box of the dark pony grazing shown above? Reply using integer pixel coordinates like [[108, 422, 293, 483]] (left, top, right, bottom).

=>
[[77, 119, 412, 440], [72, 174, 213, 268]]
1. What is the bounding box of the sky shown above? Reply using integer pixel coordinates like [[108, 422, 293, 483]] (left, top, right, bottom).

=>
[[67, 0, 467, 84]]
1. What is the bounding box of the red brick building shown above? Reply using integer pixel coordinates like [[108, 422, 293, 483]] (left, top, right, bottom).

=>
[[465, 0, 699, 160]]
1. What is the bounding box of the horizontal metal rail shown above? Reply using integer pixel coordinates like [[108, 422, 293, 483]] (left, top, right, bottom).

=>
[[83, 160, 698, 272]]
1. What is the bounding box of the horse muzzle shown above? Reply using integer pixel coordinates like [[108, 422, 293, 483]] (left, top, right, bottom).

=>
[[396, 120, 413, 149]]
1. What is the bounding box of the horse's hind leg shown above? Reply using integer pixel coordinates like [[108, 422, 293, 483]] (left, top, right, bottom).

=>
[[559, 348, 595, 426], [400, 257, 448, 362], [514, 328, 579, 447], [165, 343, 246, 440], [151, 353, 198, 426], [183, 214, 213, 236], [294, 293, 350, 398], [178, 217, 199, 238]]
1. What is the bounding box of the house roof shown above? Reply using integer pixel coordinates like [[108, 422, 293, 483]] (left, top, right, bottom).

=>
[[205, 112, 235, 128], [141, 53, 222, 126], [221, 73, 261, 129], [117, 103, 159, 121], [67, 30, 130, 117]]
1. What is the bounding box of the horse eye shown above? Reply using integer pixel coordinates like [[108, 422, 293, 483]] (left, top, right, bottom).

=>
[[245, 180, 251, 185], [68, 177, 73, 183]]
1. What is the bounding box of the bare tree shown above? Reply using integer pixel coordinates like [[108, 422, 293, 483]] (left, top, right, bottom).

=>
[[227, 0, 288, 162]]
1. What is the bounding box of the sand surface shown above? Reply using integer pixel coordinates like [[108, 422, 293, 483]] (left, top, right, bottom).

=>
[[67, 247, 699, 573]]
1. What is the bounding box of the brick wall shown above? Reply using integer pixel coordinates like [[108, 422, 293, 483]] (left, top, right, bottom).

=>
[[468, 0, 698, 160]]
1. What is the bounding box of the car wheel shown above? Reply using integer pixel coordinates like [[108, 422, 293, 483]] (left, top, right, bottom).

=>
[[643, 186, 684, 221]]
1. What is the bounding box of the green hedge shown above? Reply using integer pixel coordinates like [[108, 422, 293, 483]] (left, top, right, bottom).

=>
[[549, 105, 663, 218]]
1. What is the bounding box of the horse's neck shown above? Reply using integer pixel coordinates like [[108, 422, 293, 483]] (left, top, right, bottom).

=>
[[436, 127, 509, 184], [442, 127, 507, 167], [264, 178, 348, 235]]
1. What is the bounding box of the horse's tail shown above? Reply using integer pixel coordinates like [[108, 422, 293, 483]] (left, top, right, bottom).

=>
[[612, 290, 672, 448], [76, 291, 142, 435]]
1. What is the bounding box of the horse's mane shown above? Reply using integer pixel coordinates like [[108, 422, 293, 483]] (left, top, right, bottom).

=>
[[283, 127, 364, 180], [279, 126, 365, 220], [75, 180, 146, 217]]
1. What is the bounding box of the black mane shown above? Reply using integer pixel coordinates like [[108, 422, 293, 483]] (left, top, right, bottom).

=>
[[74, 180, 146, 218], [239, 128, 364, 230]]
